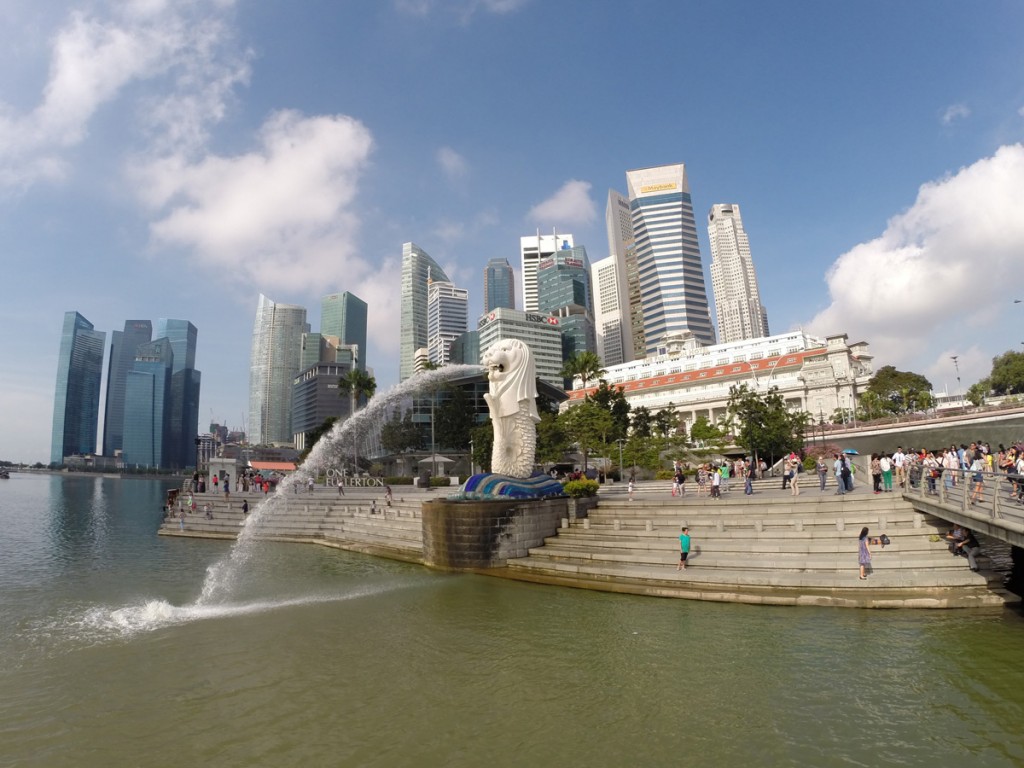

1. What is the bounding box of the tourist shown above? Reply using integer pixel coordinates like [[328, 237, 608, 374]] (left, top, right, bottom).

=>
[[923, 452, 940, 495], [817, 456, 829, 491], [790, 456, 801, 496], [833, 454, 846, 495], [880, 453, 893, 492], [969, 455, 986, 505], [758, 458, 767, 480], [677, 526, 691, 571], [696, 465, 708, 496], [337, 478, 345, 496], [384, 486, 393, 506], [223, 475, 230, 501], [871, 454, 882, 494], [178, 508, 186, 531], [242, 499, 249, 515], [719, 462, 730, 494], [212, 474, 218, 492], [307, 476, 315, 494], [628, 477, 635, 501], [744, 459, 755, 495], [204, 504, 212, 520], [671, 472, 680, 497], [893, 447, 906, 488], [858, 527, 871, 579], [946, 525, 967, 555], [710, 466, 722, 498], [843, 455, 854, 492], [954, 528, 982, 571]]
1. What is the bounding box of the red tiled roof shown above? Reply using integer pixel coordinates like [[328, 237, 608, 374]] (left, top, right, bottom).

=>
[[250, 461, 296, 471]]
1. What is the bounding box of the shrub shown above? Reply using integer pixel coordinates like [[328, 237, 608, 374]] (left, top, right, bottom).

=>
[[655, 469, 674, 480], [384, 477, 414, 485], [563, 479, 599, 498]]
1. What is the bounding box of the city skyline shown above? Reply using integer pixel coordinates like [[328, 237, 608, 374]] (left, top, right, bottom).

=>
[[5, 1, 1024, 462]]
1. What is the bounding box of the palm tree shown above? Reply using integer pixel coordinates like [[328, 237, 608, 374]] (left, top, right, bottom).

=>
[[560, 351, 606, 391], [338, 368, 377, 472]]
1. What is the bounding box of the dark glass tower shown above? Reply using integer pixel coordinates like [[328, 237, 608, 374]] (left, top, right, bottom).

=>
[[103, 320, 153, 456], [122, 338, 174, 468], [50, 312, 106, 465], [155, 319, 201, 469], [321, 292, 368, 370], [483, 257, 516, 312]]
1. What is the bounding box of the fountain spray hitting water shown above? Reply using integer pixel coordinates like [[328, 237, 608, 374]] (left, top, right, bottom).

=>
[[195, 364, 485, 606]]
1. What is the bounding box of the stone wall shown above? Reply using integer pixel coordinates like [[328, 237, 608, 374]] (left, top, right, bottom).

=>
[[421, 497, 568, 570]]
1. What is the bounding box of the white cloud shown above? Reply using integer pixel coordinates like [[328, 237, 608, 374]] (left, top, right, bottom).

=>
[[436, 146, 468, 181], [395, 0, 529, 17], [526, 179, 596, 227], [941, 103, 970, 125], [137, 109, 374, 294], [807, 143, 1024, 385], [0, 1, 246, 188]]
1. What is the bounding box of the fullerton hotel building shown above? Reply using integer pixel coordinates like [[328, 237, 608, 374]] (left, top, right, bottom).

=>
[[565, 330, 873, 432]]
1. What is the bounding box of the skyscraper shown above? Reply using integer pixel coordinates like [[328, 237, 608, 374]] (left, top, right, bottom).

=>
[[155, 318, 201, 468], [520, 231, 573, 313], [426, 280, 469, 367], [483, 257, 515, 313], [400, 242, 449, 381], [476, 308, 564, 387], [102, 320, 152, 456], [536, 244, 596, 361], [593, 189, 640, 366], [626, 164, 716, 353], [591, 255, 625, 366], [321, 291, 368, 370], [51, 311, 106, 464], [249, 294, 310, 445], [122, 338, 173, 468], [708, 204, 769, 343]]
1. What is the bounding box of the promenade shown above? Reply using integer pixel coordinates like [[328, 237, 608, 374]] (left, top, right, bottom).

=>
[[160, 474, 1019, 609]]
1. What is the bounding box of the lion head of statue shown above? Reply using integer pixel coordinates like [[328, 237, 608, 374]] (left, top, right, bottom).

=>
[[481, 338, 539, 421]]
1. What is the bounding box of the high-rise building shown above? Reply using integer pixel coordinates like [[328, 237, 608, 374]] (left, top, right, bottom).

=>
[[400, 243, 450, 381], [102, 320, 152, 456], [483, 257, 516, 313], [249, 294, 309, 446], [450, 330, 480, 366], [426, 281, 469, 367], [50, 311, 106, 464], [477, 308, 564, 387], [536, 244, 596, 362], [321, 291, 367, 370], [122, 338, 173, 468], [626, 164, 716, 353], [155, 318, 201, 468], [708, 204, 769, 343], [594, 189, 640, 367], [520, 231, 573, 313]]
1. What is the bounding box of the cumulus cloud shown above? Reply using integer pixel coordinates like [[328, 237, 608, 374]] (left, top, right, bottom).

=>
[[526, 179, 596, 227], [0, 1, 246, 188], [436, 146, 468, 181], [941, 103, 970, 125], [137, 110, 374, 293], [807, 143, 1024, 387]]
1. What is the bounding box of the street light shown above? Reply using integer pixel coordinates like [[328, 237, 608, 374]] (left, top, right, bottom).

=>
[[616, 438, 626, 481], [951, 355, 963, 412]]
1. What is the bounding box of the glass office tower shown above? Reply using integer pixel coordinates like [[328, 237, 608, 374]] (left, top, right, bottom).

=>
[[102, 320, 153, 457], [50, 312, 106, 465], [321, 291, 368, 370], [122, 338, 173, 468], [154, 318, 200, 468], [249, 294, 309, 445], [483, 257, 516, 313], [400, 243, 449, 381]]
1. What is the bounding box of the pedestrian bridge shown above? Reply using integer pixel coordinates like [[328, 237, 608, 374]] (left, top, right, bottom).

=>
[[903, 469, 1024, 548]]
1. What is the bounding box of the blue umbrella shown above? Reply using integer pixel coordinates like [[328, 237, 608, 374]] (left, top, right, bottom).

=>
[[842, 448, 859, 455]]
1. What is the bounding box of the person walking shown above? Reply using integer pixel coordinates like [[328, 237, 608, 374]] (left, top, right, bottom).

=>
[[789, 457, 801, 496], [817, 456, 828, 492], [880, 453, 893, 492], [223, 475, 230, 501], [744, 460, 755, 495], [242, 499, 249, 516], [858, 527, 871, 579], [871, 454, 882, 494], [677, 527, 692, 571]]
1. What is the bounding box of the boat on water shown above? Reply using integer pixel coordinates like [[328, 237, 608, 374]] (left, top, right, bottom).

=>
[[0, 470, 10, 479]]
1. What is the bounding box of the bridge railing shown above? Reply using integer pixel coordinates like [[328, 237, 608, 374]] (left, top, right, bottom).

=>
[[903, 465, 1024, 526]]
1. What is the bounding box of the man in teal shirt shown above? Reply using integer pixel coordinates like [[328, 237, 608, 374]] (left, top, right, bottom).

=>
[[678, 527, 691, 571]]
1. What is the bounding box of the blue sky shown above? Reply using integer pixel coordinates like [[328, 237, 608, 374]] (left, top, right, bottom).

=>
[[3, 0, 1024, 464]]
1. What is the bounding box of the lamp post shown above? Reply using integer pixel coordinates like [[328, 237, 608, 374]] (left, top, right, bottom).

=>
[[616, 438, 625, 481], [951, 355, 963, 412]]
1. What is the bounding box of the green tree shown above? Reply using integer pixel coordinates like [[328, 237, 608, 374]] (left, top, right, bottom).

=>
[[988, 350, 1024, 395], [470, 421, 493, 473], [727, 384, 807, 461], [338, 368, 377, 469], [966, 379, 990, 407], [560, 400, 614, 471], [689, 414, 725, 447], [630, 406, 653, 438], [536, 409, 570, 465], [380, 410, 421, 454], [587, 380, 631, 442], [865, 365, 932, 414], [434, 385, 476, 450], [653, 408, 677, 439], [560, 351, 606, 391], [299, 417, 337, 462]]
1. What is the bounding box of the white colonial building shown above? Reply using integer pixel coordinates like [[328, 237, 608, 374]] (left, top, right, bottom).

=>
[[565, 330, 873, 431]]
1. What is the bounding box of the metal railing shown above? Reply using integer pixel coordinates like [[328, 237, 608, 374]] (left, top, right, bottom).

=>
[[903, 465, 1024, 528]]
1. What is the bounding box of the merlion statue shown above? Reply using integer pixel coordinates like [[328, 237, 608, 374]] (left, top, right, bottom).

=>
[[482, 339, 540, 479]]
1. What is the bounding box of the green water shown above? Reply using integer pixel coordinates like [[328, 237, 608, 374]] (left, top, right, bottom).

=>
[[2, 474, 1023, 767]]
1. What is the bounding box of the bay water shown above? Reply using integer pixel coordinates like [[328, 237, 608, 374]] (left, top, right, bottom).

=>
[[2, 474, 1023, 767]]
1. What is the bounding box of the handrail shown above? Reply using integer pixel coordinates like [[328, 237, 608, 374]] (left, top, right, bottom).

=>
[[903, 464, 1024, 527]]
